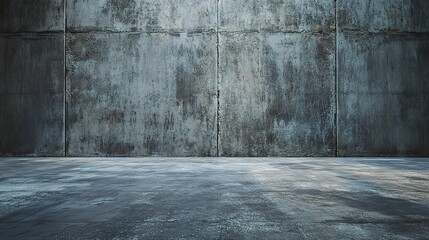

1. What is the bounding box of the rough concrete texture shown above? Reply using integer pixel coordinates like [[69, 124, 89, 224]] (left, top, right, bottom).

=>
[[337, 33, 429, 156], [337, 0, 429, 156], [0, 0, 65, 156], [0, 34, 64, 156], [219, 33, 335, 156], [0, 157, 428, 239], [338, 0, 429, 32], [219, 0, 335, 32], [0, 0, 64, 32], [67, 0, 216, 32], [66, 33, 217, 156], [1, 0, 429, 156]]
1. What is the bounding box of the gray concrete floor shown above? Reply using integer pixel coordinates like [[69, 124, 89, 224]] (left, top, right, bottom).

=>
[[0, 158, 428, 239]]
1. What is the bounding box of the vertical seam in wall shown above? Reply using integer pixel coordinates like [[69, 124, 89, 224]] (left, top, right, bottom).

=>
[[216, 0, 220, 157], [334, 0, 339, 157], [64, 0, 67, 157]]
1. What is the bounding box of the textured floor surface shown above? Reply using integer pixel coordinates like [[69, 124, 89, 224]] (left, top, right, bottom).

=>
[[0, 157, 428, 239]]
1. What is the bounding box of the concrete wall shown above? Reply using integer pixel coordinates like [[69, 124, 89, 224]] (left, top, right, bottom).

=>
[[1, 0, 428, 157], [0, 0, 65, 156], [337, 0, 429, 156]]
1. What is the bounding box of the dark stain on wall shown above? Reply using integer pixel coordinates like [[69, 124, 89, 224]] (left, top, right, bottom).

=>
[[101, 109, 125, 124], [175, 65, 197, 109], [315, 42, 329, 61], [100, 138, 136, 155]]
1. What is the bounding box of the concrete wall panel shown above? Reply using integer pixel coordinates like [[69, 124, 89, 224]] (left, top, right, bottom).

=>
[[219, 33, 335, 156], [0, 34, 64, 156], [338, 33, 429, 156], [338, 0, 429, 32], [219, 0, 335, 32], [67, 0, 216, 32], [0, 0, 64, 32], [66, 32, 217, 156]]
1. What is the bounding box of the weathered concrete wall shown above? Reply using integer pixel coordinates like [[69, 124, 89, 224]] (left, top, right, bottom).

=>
[[65, 1, 217, 156], [219, 33, 335, 156], [218, 0, 336, 156], [66, 0, 216, 32], [0, 0, 64, 156], [66, 33, 217, 156], [1, 0, 428, 156], [337, 0, 429, 156]]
